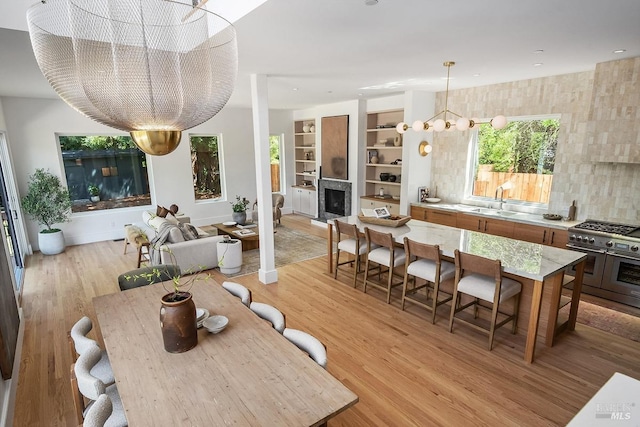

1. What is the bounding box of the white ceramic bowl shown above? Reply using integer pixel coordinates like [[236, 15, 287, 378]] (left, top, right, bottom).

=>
[[203, 315, 229, 333], [425, 198, 441, 203]]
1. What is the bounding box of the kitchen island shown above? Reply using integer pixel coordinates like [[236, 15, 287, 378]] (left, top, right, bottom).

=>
[[327, 216, 586, 363]]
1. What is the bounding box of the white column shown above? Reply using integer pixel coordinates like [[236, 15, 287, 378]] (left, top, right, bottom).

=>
[[250, 74, 277, 284]]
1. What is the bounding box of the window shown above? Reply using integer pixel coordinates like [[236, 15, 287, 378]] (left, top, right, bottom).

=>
[[466, 116, 559, 205], [59, 135, 151, 213], [270, 134, 283, 192], [191, 135, 223, 200]]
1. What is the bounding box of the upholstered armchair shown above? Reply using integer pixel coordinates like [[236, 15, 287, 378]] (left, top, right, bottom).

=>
[[272, 193, 284, 225], [252, 194, 285, 225]]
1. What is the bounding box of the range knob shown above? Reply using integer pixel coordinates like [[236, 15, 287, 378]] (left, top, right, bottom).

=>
[[569, 235, 576, 241], [606, 241, 613, 247], [632, 245, 639, 252], [576, 236, 583, 242], [588, 238, 595, 244]]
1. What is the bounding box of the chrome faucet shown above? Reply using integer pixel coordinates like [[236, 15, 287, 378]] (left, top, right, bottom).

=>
[[495, 186, 504, 210]]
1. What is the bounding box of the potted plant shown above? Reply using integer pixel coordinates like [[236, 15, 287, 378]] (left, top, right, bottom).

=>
[[21, 169, 72, 255], [87, 184, 100, 202], [230, 195, 249, 225]]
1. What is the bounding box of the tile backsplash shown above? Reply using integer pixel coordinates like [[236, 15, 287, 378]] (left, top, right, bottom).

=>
[[430, 58, 639, 225]]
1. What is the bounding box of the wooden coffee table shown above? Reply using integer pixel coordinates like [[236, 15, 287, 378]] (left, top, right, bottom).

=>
[[212, 223, 260, 251]]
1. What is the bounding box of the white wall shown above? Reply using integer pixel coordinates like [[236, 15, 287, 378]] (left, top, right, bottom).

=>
[[0, 99, 6, 131], [0, 96, 292, 250]]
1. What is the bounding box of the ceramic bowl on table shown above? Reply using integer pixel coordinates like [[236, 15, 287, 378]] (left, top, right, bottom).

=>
[[203, 315, 229, 334]]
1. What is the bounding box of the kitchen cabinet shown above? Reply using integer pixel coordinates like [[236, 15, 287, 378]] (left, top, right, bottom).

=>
[[514, 223, 568, 248], [361, 196, 400, 216], [294, 119, 316, 187], [364, 109, 404, 201], [291, 186, 316, 217], [410, 206, 456, 227], [456, 213, 514, 238]]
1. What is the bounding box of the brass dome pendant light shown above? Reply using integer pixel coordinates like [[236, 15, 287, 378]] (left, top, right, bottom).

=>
[[27, 0, 238, 155]]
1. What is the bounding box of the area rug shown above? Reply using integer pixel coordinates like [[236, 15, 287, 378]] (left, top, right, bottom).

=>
[[576, 301, 640, 342], [204, 224, 327, 278]]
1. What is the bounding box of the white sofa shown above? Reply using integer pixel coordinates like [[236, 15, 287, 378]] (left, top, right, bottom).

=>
[[137, 210, 226, 274]]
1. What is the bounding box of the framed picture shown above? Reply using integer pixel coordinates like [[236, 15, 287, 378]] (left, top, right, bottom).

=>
[[418, 186, 430, 203]]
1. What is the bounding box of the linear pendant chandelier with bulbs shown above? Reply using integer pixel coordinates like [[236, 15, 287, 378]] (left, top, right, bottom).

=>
[[396, 61, 507, 135]]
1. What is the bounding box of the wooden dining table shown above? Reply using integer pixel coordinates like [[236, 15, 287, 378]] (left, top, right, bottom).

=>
[[93, 281, 358, 426], [327, 216, 587, 364]]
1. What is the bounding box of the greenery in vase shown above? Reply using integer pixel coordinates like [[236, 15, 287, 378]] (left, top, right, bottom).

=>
[[87, 184, 100, 197], [124, 246, 210, 302], [21, 169, 72, 233], [230, 195, 249, 212]]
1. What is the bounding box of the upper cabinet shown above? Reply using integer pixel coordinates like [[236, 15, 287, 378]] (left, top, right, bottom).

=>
[[589, 57, 640, 163], [293, 119, 316, 187], [364, 109, 404, 205]]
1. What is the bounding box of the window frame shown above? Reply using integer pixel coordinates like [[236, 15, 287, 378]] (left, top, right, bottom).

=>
[[269, 133, 285, 194], [56, 133, 152, 214], [190, 133, 226, 203], [463, 114, 561, 209]]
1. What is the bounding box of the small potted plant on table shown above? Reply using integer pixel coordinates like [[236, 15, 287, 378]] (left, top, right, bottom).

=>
[[230, 195, 249, 225]]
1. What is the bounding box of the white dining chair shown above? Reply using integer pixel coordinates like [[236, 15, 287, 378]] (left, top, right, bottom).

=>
[[283, 328, 327, 369], [69, 317, 115, 386], [333, 219, 372, 288], [250, 302, 286, 333], [83, 394, 113, 427], [222, 281, 252, 307], [363, 227, 406, 304], [74, 344, 128, 427]]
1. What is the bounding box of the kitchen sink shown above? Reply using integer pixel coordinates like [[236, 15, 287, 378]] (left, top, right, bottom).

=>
[[469, 208, 519, 217]]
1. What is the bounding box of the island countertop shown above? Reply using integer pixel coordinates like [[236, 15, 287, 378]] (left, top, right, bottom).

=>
[[333, 216, 585, 282], [326, 216, 587, 363]]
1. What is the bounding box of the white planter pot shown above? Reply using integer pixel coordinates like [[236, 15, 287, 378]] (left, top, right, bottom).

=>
[[90, 195, 100, 202], [38, 230, 65, 255], [217, 239, 242, 274]]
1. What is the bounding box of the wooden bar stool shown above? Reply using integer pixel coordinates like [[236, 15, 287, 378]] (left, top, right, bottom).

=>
[[401, 237, 455, 324], [448, 249, 522, 350], [363, 227, 406, 304], [124, 225, 150, 268], [333, 219, 371, 288]]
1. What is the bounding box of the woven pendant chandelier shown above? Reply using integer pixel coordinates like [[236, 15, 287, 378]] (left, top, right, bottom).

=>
[[27, 0, 237, 155]]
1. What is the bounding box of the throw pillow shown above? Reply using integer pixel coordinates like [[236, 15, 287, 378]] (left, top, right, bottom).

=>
[[164, 214, 179, 225], [167, 225, 185, 243], [148, 215, 169, 230], [178, 222, 200, 241]]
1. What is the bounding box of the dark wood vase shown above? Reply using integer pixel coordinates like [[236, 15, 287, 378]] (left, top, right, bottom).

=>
[[159, 291, 197, 353]]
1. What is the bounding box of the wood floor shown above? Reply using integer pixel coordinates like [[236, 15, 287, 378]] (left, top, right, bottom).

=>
[[13, 215, 640, 426]]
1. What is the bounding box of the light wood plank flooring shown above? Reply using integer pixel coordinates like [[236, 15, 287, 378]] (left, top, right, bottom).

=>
[[13, 215, 640, 426]]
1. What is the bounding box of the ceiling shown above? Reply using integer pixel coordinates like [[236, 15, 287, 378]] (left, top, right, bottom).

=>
[[1, 0, 639, 110]]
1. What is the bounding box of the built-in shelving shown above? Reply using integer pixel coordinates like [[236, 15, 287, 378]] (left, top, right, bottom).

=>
[[294, 119, 316, 187]]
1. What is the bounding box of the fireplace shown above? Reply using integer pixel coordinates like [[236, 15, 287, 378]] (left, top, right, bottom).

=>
[[325, 189, 345, 216], [317, 179, 351, 221]]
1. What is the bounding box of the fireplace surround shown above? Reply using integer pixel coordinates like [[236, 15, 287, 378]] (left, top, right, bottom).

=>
[[317, 179, 352, 221]]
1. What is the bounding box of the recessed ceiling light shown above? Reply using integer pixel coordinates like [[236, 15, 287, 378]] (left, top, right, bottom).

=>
[[613, 49, 626, 54], [327, 90, 333, 94], [472, 73, 480, 77], [365, 0, 378, 5], [533, 63, 543, 67], [292, 87, 298, 91], [533, 49, 544, 54]]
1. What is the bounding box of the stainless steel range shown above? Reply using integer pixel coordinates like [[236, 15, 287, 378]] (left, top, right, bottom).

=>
[[566, 219, 640, 308]]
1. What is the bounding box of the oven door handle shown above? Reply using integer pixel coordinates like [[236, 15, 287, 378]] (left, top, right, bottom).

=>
[[607, 252, 640, 262], [566, 244, 606, 254]]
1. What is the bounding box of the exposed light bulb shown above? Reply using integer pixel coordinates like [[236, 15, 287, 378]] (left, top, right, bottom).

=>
[[433, 119, 446, 132], [424, 144, 433, 153]]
